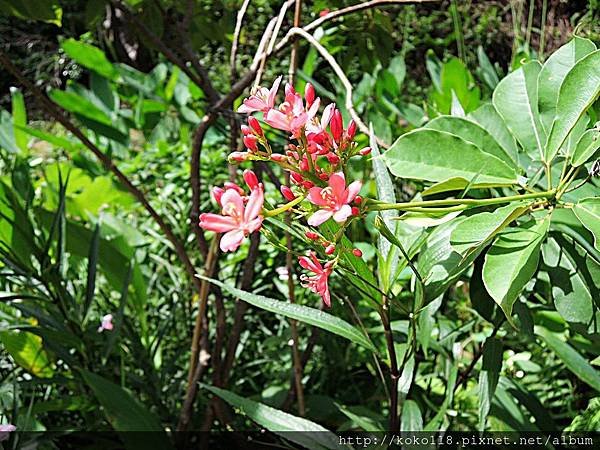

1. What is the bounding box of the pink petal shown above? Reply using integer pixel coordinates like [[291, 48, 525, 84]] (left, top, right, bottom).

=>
[[308, 209, 333, 226], [220, 189, 244, 215], [321, 103, 336, 129], [332, 204, 352, 223], [345, 180, 362, 203], [238, 97, 266, 113], [307, 187, 329, 206], [318, 277, 331, 307], [199, 213, 238, 232], [265, 109, 290, 131], [220, 229, 245, 252], [307, 97, 321, 120], [299, 255, 322, 273], [244, 187, 264, 222], [246, 216, 263, 233], [268, 76, 282, 107], [328, 172, 346, 199]]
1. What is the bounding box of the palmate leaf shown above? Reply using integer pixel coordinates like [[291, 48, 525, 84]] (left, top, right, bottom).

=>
[[382, 129, 519, 185], [204, 385, 341, 450], [482, 214, 551, 322], [198, 276, 377, 353], [545, 50, 600, 163]]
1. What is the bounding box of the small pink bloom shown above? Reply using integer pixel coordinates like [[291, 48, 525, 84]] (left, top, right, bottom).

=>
[[98, 314, 114, 332], [325, 244, 335, 255], [241, 125, 252, 136], [306, 172, 362, 226], [326, 153, 340, 164], [0, 424, 16, 442], [352, 248, 363, 258], [199, 183, 264, 252], [238, 76, 282, 114], [298, 252, 333, 307], [264, 88, 320, 138], [212, 187, 225, 206], [319, 9, 330, 17]]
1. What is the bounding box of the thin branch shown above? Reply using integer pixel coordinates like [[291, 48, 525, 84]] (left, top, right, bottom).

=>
[[0, 50, 202, 295], [230, 0, 253, 81]]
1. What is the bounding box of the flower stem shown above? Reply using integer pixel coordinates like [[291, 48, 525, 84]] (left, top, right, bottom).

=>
[[263, 194, 306, 217], [367, 190, 555, 211]]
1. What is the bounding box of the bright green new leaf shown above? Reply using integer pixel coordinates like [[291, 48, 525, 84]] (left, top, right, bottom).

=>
[[536, 327, 600, 392], [205, 385, 340, 450], [537, 37, 596, 132], [0, 330, 54, 378], [49, 89, 113, 126], [493, 61, 546, 158], [400, 400, 423, 431], [573, 197, 600, 251], [199, 276, 377, 352], [571, 128, 600, 167], [425, 115, 516, 167], [383, 129, 519, 185], [545, 50, 600, 162], [10, 87, 28, 152], [483, 215, 550, 320], [61, 39, 118, 80]]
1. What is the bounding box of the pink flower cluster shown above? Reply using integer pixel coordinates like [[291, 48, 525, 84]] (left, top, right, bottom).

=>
[[200, 77, 370, 307]]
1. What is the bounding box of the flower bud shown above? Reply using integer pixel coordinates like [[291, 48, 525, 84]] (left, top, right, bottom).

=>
[[290, 172, 304, 184], [330, 110, 343, 143], [243, 135, 258, 152], [354, 196, 362, 205], [352, 248, 362, 257], [359, 147, 371, 156], [212, 187, 224, 206], [299, 158, 309, 171], [302, 180, 315, 189], [248, 116, 264, 137], [228, 152, 250, 163], [240, 125, 252, 136], [318, 173, 329, 181], [271, 154, 288, 163], [326, 153, 340, 164], [305, 231, 319, 240], [281, 185, 296, 201], [305, 83, 316, 108], [325, 244, 336, 255], [351, 206, 360, 216], [243, 170, 259, 190], [347, 120, 357, 140]]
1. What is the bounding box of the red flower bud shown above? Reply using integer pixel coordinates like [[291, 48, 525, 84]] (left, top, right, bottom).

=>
[[305, 231, 319, 240], [305, 83, 316, 108], [271, 154, 288, 163], [352, 248, 363, 258], [299, 158, 309, 171], [240, 125, 252, 136], [228, 152, 250, 163], [243, 170, 259, 190], [243, 135, 258, 152], [302, 180, 315, 189], [347, 120, 357, 140], [212, 187, 224, 206], [326, 153, 340, 164], [325, 244, 336, 255], [359, 147, 371, 156], [290, 172, 304, 184], [280, 185, 296, 201], [248, 116, 264, 137], [354, 196, 362, 205], [351, 206, 360, 216], [318, 173, 329, 181], [330, 110, 343, 143]]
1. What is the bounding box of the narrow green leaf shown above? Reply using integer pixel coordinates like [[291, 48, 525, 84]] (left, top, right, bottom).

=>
[[493, 61, 546, 158], [336, 404, 385, 432], [400, 400, 423, 431], [536, 327, 600, 392], [83, 223, 100, 320], [572, 128, 600, 167], [545, 50, 600, 162], [49, 89, 113, 126], [425, 115, 516, 167], [61, 39, 118, 80], [383, 129, 519, 185], [204, 385, 340, 450], [573, 197, 600, 251], [10, 87, 27, 152], [478, 337, 502, 431], [198, 276, 377, 352], [482, 215, 550, 320]]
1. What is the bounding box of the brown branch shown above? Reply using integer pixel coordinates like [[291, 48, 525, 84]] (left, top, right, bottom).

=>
[[0, 50, 202, 295]]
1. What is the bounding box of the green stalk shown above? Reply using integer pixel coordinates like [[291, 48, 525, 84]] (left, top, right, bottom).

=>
[[263, 194, 306, 217], [367, 190, 555, 212]]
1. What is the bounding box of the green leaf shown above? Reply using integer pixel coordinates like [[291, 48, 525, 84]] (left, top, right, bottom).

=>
[[383, 129, 519, 185], [83, 223, 101, 320], [468, 103, 520, 165], [536, 327, 600, 392], [336, 404, 385, 432], [400, 400, 423, 431], [10, 87, 27, 152], [492, 61, 546, 158], [572, 128, 600, 167], [545, 50, 600, 162], [450, 202, 530, 257], [204, 385, 340, 450], [478, 337, 503, 431], [425, 115, 516, 167], [482, 215, 550, 321], [0, 0, 62, 25], [0, 110, 19, 154], [566, 398, 600, 431], [538, 37, 596, 131], [573, 197, 600, 251], [14, 124, 80, 151], [49, 89, 113, 126], [199, 276, 377, 352], [0, 330, 54, 378], [61, 39, 118, 81]]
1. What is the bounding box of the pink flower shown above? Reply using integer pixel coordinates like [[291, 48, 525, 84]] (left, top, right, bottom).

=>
[[299, 252, 333, 307], [265, 85, 320, 137], [0, 424, 16, 442], [238, 76, 282, 114], [199, 172, 265, 252], [98, 314, 113, 332], [306, 172, 362, 226]]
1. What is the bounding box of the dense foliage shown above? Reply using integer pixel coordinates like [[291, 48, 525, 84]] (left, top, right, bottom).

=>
[[1, 1, 600, 449]]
